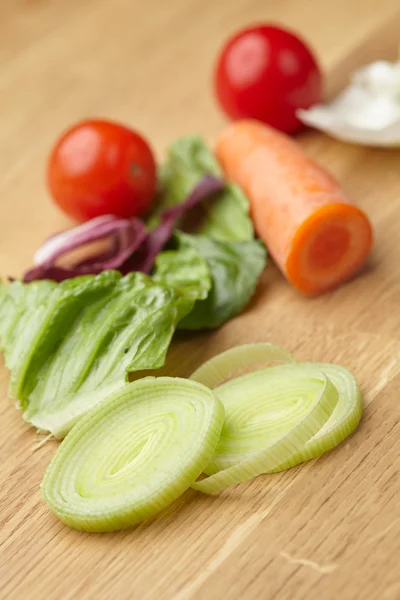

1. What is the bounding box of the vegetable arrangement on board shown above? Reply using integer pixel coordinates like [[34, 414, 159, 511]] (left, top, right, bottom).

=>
[[0, 21, 377, 533], [42, 344, 362, 532], [26, 135, 266, 328], [0, 123, 365, 530]]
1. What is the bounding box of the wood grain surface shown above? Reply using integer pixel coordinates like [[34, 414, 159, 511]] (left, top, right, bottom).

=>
[[1, 1, 400, 599]]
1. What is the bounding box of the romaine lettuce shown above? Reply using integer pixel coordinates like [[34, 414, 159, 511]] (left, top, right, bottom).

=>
[[177, 235, 266, 329], [154, 137, 267, 328], [156, 136, 254, 242], [0, 271, 193, 438]]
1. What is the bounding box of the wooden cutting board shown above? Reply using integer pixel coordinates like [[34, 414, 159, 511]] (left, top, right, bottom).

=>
[[1, 1, 399, 599]]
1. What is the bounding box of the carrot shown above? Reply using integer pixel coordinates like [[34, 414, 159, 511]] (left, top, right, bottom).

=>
[[215, 120, 373, 296]]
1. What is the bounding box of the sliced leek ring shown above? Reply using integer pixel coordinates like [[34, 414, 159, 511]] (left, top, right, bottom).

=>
[[270, 362, 362, 472], [192, 370, 339, 494], [192, 344, 361, 474], [190, 343, 295, 388], [42, 344, 363, 525], [191, 345, 361, 473], [42, 377, 224, 531]]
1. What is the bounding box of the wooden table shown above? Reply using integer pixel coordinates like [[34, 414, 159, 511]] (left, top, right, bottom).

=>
[[1, 1, 400, 598]]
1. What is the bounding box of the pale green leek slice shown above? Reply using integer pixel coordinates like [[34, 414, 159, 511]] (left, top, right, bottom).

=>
[[190, 343, 295, 388], [42, 377, 224, 532], [191, 344, 362, 478], [269, 362, 362, 472], [192, 370, 339, 494]]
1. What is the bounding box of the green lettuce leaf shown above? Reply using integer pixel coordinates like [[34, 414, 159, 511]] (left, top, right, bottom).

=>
[[154, 136, 254, 242], [149, 136, 266, 329], [0, 271, 193, 438], [153, 235, 211, 302], [178, 235, 267, 330]]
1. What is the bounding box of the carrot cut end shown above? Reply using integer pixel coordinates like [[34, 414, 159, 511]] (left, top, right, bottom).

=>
[[286, 204, 373, 296]]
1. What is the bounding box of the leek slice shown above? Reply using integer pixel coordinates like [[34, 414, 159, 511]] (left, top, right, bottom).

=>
[[190, 343, 361, 493], [190, 343, 295, 388], [42, 377, 225, 532], [270, 363, 362, 472], [191, 344, 361, 475], [192, 370, 339, 494]]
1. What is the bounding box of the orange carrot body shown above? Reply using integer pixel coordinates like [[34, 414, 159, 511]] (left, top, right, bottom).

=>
[[215, 120, 373, 296]]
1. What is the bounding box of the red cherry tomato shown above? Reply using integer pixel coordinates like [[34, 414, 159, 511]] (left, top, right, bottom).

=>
[[47, 119, 157, 222], [214, 25, 322, 134]]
